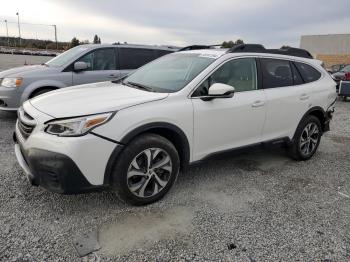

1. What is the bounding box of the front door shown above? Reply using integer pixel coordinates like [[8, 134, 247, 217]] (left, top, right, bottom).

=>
[[191, 57, 267, 161], [72, 48, 120, 85]]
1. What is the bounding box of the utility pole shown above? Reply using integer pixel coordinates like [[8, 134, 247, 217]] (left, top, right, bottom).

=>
[[53, 25, 58, 50], [16, 12, 21, 47], [4, 20, 9, 47]]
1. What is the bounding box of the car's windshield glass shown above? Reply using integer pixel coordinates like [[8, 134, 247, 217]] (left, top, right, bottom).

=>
[[121, 53, 216, 93], [45, 46, 90, 67], [341, 65, 350, 72]]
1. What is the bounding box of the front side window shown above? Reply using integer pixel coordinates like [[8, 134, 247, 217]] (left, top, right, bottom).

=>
[[122, 53, 215, 93], [193, 58, 258, 96], [77, 48, 116, 71], [261, 58, 293, 88], [295, 62, 321, 83]]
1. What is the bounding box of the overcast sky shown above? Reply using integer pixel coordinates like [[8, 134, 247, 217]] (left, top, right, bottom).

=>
[[1, 0, 350, 48]]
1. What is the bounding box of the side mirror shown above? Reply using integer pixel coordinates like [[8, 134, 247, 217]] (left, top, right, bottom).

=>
[[74, 61, 88, 71], [201, 83, 235, 101]]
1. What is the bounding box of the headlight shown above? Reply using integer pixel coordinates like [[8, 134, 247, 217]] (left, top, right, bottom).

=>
[[45, 112, 114, 137], [1, 77, 23, 88]]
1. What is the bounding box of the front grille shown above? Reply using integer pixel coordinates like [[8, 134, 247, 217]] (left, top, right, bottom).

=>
[[17, 107, 36, 139]]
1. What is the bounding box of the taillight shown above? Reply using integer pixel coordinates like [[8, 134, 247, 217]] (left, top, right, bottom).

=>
[[344, 72, 350, 81]]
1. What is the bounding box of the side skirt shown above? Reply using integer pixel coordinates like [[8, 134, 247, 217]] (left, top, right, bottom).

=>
[[189, 137, 291, 167]]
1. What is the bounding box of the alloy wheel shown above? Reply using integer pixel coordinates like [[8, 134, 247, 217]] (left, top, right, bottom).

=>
[[127, 148, 172, 198], [299, 122, 320, 156]]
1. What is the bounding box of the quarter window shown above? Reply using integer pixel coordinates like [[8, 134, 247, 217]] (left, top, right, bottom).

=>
[[295, 62, 321, 83], [193, 58, 258, 96], [261, 58, 293, 88], [77, 48, 116, 71]]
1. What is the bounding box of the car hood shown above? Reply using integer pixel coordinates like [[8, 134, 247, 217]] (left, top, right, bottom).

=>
[[29, 81, 169, 118], [0, 64, 57, 78]]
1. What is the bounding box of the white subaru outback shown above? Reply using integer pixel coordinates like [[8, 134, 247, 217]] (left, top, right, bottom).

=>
[[14, 44, 337, 205]]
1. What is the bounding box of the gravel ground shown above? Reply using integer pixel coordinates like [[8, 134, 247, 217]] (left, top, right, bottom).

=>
[[0, 56, 349, 261]]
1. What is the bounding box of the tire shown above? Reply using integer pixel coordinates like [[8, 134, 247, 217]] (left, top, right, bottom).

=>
[[289, 115, 322, 161], [30, 88, 55, 98], [111, 133, 180, 206]]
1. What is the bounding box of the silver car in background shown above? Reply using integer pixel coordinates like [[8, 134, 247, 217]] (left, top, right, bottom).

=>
[[0, 44, 175, 111]]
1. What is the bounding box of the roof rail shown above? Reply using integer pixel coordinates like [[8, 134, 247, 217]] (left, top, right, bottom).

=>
[[178, 44, 221, 51], [227, 44, 313, 59]]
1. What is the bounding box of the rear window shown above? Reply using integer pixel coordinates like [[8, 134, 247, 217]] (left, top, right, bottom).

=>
[[261, 58, 293, 88], [295, 62, 321, 83], [119, 48, 156, 70]]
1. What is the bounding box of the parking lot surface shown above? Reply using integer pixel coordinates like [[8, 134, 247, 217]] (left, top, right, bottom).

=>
[[0, 54, 50, 71], [0, 56, 350, 261]]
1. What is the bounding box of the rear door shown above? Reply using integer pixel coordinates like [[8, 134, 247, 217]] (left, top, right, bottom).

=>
[[260, 58, 314, 141], [72, 48, 120, 85]]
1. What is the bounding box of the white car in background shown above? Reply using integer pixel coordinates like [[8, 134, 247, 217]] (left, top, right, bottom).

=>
[[14, 44, 336, 205]]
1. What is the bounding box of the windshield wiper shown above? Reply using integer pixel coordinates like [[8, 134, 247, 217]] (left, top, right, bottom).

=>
[[124, 81, 153, 92]]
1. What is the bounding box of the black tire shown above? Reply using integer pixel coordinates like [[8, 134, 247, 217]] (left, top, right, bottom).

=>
[[111, 133, 180, 206], [289, 115, 322, 161], [30, 88, 55, 98]]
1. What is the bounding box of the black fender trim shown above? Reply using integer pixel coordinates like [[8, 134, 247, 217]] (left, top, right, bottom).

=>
[[103, 122, 191, 185], [293, 106, 329, 139]]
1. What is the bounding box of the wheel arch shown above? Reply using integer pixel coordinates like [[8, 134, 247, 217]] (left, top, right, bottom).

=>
[[29, 86, 59, 98], [104, 122, 191, 185], [293, 106, 327, 139]]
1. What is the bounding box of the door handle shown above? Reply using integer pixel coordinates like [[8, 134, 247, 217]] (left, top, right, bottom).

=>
[[300, 94, 310, 100], [252, 100, 265, 108], [107, 74, 117, 78]]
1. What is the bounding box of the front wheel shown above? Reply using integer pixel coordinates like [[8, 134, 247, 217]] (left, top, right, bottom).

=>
[[111, 133, 180, 205], [289, 115, 322, 161]]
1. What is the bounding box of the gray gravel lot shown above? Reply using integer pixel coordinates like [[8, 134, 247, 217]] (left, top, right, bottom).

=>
[[0, 55, 350, 261]]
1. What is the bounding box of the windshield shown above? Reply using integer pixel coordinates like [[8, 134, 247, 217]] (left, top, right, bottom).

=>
[[46, 46, 89, 67], [341, 65, 350, 72], [122, 53, 216, 93]]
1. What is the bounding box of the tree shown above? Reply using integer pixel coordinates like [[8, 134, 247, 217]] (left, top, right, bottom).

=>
[[221, 39, 244, 48], [235, 39, 244, 45], [93, 35, 101, 44], [70, 37, 80, 48]]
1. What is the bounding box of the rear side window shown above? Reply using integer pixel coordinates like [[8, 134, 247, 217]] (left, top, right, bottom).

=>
[[155, 50, 173, 58], [295, 62, 321, 83], [291, 62, 304, 85], [119, 48, 156, 69], [261, 58, 293, 88]]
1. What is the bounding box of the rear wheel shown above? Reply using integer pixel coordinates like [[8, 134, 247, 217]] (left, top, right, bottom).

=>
[[111, 133, 180, 205], [289, 115, 322, 161]]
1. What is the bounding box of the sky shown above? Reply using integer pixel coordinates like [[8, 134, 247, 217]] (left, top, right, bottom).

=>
[[1, 0, 350, 48]]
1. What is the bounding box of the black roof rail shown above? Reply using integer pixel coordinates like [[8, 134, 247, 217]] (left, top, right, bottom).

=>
[[178, 44, 221, 51], [227, 44, 313, 59]]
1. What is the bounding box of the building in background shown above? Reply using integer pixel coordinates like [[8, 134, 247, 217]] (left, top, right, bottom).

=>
[[300, 34, 350, 68]]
